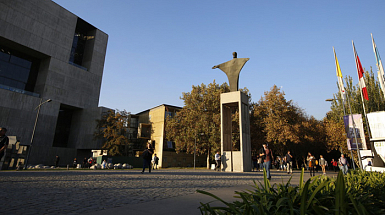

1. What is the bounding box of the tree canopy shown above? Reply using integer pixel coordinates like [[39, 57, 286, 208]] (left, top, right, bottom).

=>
[[94, 109, 131, 156], [326, 68, 385, 164], [165, 81, 228, 168]]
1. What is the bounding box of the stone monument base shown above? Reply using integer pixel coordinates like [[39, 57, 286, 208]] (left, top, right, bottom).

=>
[[220, 91, 251, 172]]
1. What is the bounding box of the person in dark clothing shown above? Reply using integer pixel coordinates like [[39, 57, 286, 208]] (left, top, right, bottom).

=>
[[141, 143, 154, 173], [259, 143, 274, 180], [307, 152, 316, 177], [73, 158, 77, 168], [83, 157, 88, 168], [0, 127, 9, 162], [285, 150, 293, 174], [55, 155, 60, 167]]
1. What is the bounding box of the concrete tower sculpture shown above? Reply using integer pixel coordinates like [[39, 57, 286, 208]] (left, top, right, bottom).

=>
[[212, 52, 251, 172]]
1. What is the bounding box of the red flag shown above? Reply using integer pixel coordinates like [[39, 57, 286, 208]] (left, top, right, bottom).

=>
[[352, 41, 369, 100]]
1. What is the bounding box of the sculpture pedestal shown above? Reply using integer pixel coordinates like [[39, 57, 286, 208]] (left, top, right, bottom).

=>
[[220, 91, 251, 172]]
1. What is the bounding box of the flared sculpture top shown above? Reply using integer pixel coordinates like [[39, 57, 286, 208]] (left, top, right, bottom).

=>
[[212, 52, 249, 92]]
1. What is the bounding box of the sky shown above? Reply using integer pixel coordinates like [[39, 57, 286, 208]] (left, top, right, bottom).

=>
[[53, 0, 385, 120]]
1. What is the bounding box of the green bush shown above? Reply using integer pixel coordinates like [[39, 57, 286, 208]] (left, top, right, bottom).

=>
[[197, 169, 385, 215]]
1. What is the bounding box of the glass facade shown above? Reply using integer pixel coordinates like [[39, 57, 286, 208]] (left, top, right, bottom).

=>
[[69, 18, 95, 70], [0, 46, 39, 94]]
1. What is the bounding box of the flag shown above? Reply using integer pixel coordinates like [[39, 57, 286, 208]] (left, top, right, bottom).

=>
[[371, 33, 385, 99], [333, 47, 346, 102], [352, 41, 369, 100]]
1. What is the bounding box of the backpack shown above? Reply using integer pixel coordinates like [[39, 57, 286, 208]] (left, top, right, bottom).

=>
[[142, 149, 151, 160]]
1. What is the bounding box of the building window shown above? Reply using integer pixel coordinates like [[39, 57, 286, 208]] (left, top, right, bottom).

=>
[[0, 46, 40, 95], [69, 18, 96, 70], [138, 123, 151, 139], [130, 117, 138, 128]]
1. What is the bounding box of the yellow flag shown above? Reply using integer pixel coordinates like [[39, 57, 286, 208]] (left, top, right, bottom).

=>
[[333, 47, 346, 101]]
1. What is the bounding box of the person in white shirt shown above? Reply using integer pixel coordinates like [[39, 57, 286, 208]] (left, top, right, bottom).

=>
[[215, 151, 221, 171], [319, 155, 326, 175]]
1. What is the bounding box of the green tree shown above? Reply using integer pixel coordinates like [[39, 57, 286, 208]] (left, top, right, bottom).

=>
[[94, 109, 131, 156], [326, 68, 385, 162], [165, 80, 250, 168], [323, 117, 346, 153], [328, 69, 385, 124], [252, 85, 303, 156]]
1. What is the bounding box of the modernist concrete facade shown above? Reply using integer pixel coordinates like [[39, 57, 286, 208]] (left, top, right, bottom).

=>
[[135, 104, 207, 168], [0, 0, 108, 166]]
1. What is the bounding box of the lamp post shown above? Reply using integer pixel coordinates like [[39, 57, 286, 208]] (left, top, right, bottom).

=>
[[326, 98, 361, 170], [24, 98, 52, 169]]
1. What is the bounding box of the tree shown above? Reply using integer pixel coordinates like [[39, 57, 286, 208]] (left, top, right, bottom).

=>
[[252, 85, 303, 155], [166, 81, 226, 168], [328, 69, 385, 124], [94, 109, 131, 156], [323, 117, 346, 153], [325, 68, 385, 163], [165, 80, 250, 169]]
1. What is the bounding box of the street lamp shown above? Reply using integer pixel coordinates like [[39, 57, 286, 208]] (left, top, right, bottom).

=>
[[326, 98, 361, 170], [24, 98, 52, 169]]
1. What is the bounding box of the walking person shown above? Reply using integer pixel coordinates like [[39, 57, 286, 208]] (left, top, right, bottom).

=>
[[83, 157, 88, 168], [259, 143, 274, 180], [319, 155, 326, 175], [73, 158, 77, 168], [257, 155, 263, 171], [152, 153, 159, 170], [215, 151, 221, 171], [55, 155, 60, 168], [331, 158, 338, 172], [307, 152, 315, 177], [0, 127, 9, 170], [141, 143, 153, 173], [285, 150, 293, 174], [252, 153, 258, 172], [338, 154, 349, 175]]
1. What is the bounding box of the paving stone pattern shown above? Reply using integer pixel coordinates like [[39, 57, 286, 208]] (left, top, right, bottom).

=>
[[0, 169, 296, 215]]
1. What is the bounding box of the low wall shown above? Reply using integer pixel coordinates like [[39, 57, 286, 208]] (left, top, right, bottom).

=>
[[96, 156, 143, 168]]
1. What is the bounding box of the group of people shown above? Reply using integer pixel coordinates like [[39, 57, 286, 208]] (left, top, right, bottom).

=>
[[307, 153, 350, 176], [71, 157, 94, 168], [251, 144, 294, 180], [254, 143, 353, 180], [257, 143, 293, 180], [306, 152, 327, 176]]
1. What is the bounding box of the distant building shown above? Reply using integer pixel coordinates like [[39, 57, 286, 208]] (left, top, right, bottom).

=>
[[134, 104, 206, 168], [0, 0, 108, 166]]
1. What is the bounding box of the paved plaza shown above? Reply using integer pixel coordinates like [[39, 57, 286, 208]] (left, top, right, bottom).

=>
[[0, 169, 338, 215]]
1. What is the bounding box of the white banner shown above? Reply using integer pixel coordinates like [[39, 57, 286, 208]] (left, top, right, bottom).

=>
[[343, 114, 367, 150], [367, 111, 385, 163]]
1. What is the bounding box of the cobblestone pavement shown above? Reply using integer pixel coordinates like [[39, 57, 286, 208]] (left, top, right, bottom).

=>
[[0, 169, 331, 215]]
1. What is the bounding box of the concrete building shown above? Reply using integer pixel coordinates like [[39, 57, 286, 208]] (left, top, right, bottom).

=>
[[0, 0, 108, 167], [135, 104, 207, 168]]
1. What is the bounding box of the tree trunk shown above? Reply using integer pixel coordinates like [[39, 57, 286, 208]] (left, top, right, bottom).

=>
[[206, 148, 210, 169]]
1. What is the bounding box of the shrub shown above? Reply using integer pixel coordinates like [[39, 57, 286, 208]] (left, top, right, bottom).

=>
[[197, 169, 385, 214]]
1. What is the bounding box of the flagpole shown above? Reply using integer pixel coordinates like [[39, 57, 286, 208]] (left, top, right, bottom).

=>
[[371, 33, 385, 101], [333, 47, 347, 116], [346, 93, 357, 170], [352, 41, 365, 169], [332, 47, 355, 168], [353, 41, 372, 140]]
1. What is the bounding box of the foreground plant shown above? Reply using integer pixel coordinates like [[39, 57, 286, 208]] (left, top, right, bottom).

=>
[[198, 169, 383, 215]]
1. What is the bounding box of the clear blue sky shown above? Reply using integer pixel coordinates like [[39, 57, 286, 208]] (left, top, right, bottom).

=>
[[53, 0, 385, 119]]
